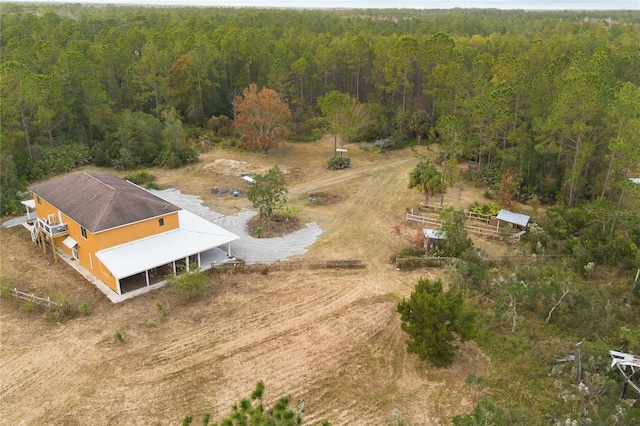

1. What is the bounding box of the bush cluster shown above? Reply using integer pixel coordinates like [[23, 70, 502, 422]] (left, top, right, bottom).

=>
[[327, 156, 351, 170]]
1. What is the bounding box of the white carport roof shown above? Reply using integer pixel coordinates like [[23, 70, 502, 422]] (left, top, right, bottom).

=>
[[95, 210, 238, 280], [21, 199, 36, 209], [496, 209, 530, 227]]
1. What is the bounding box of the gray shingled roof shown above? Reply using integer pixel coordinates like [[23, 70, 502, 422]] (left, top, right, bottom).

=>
[[29, 172, 181, 233]]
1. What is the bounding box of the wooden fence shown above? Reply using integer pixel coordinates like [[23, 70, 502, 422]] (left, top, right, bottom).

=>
[[418, 204, 493, 224], [396, 254, 565, 270], [405, 213, 442, 227], [212, 259, 366, 273], [395, 256, 456, 270], [7, 287, 59, 308], [406, 210, 524, 242]]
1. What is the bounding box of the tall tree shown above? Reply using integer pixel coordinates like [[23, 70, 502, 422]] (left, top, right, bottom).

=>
[[126, 36, 172, 117], [601, 82, 640, 204], [233, 84, 291, 154], [432, 114, 465, 206], [55, 48, 112, 141], [290, 57, 309, 111], [170, 35, 223, 125], [157, 107, 196, 168], [382, 35, 419, 112], [1, 61, 40, 161], [421, 32, 467, 121], [537, 49, 614, 205], [317, 90, 367, 156]]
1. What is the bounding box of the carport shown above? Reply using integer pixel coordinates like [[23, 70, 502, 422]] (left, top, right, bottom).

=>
[[96, 210, 238, 294]]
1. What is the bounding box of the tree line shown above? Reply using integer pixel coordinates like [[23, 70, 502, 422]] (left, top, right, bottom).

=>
[[1, 4, 639, 215]]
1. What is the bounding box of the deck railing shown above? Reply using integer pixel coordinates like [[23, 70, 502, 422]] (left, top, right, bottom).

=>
[[37, 218, 68, 236]]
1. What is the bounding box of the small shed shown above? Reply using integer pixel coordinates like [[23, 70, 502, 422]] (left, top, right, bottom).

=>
[[496, 209, 530, 231], [423, 228, 446, 250]]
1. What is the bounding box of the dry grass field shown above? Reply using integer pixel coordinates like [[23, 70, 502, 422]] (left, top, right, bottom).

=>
[[1, 138, 505, 425]]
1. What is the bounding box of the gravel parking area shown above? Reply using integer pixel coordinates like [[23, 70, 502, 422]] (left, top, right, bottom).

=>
[[152, 188, 323, 263]]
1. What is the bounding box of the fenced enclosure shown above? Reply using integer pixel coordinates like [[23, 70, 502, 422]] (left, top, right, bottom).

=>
[[406, 208, 525, 243]]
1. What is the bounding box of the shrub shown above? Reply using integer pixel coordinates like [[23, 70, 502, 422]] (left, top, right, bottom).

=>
[[123, 170, 156, 186], [51, 289, 75, 319], [327, 156, 351, 170], [30, 143, 91, 180], [452, 399, 507, 425], [78, 302, 90, 316], [165, 268, 209, 300], [113, 327, 126, 342], [469, 201, 501, 216], [389, 246, 426, 264]]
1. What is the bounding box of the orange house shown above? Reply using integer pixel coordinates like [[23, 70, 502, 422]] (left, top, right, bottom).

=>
[[29, 172, 238, 296]]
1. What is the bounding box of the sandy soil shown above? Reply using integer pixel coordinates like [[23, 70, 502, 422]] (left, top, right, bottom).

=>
[[1, 138, 502, 425]]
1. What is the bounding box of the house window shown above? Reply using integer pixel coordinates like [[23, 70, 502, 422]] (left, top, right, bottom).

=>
[[159, 218, 164, 226], [36, 196, 41, 205], [81, 226, 87, 239], [72, 246, 79, 260]]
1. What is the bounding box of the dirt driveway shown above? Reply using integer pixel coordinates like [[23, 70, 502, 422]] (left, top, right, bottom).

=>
[[0, 140, 494, 425]]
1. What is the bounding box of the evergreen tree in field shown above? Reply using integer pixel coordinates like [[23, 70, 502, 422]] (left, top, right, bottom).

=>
[[183, 381, 330, 426], [397, 278, 475, 367]]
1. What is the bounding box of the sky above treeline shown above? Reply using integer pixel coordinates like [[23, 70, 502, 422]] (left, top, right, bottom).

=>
[[5, 0, 639, 10]]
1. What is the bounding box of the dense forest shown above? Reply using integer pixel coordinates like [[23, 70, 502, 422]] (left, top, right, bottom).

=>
[[1, 4, 640, 424], [2, 4, 639, 213]]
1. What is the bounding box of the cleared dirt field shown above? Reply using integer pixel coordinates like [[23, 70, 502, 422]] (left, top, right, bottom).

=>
[[1, 138, 497, 425]]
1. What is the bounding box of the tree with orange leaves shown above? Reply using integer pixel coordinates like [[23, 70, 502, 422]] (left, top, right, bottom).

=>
[[232, 84, 291, 154]]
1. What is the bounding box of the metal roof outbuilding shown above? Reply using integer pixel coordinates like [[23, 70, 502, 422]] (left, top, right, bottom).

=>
[[496, 209, 530, 228]]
